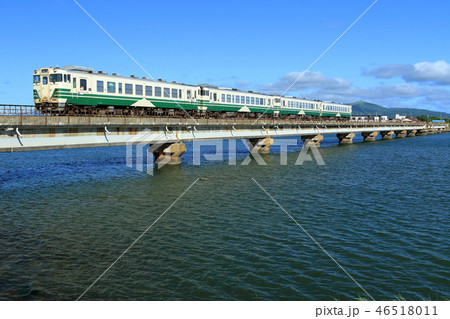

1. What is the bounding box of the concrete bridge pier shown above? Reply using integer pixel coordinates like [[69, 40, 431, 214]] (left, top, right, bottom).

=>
[[416, 129, 428, 136], [380, 131, 395, 140], [150, 142, 187, 165], [336, 133, 355, 144], [395, 130, 407, 138], [301, 134, 323, 147], [248, 137, 274, 154], [407, 129, 417, 137], [361, 131, 378, 142]]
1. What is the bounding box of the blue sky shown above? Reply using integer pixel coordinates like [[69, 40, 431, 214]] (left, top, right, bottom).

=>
[[0, 0, 449, 112]]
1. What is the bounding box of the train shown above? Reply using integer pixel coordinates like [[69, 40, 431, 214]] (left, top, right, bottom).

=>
[[33, 65, 352, 119]]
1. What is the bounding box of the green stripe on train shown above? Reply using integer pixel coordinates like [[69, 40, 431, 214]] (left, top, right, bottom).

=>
[[49, 89, 352, 116]]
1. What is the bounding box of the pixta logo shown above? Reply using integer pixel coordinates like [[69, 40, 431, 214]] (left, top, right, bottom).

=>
[[127, 130, 324, 175]]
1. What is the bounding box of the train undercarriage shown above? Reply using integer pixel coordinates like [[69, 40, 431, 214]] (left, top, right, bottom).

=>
[[34, 104, 349, 121]]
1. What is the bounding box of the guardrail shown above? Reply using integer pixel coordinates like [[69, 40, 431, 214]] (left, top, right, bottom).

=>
[[0, 104, 432, 127], [0, 105, 43, 116]]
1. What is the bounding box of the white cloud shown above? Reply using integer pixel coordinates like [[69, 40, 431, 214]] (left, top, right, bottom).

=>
[[256, 70, 450, 113], [364, 60, 450, 85], [259, 71, 351, 93]]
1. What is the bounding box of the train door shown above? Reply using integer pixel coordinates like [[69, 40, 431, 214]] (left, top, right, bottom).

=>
[[34, 69, 51, 105], [198, 87, 210, 111], [78, 77, 92, 106], [273, 97, 281, 117], [40, 74, 50, 103]]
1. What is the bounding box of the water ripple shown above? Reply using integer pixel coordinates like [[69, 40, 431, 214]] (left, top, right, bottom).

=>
[[0, 134, 449, 300]]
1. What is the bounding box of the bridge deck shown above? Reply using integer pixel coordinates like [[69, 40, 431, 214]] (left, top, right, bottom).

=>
[[0, 115, 446, 153]]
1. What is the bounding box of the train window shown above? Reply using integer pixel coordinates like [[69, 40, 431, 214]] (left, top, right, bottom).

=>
[[187, 90, 191, 99], [241, 96, 245, 104], [42, 76, 48, 85], [107, 82, 116, 93], [246, 96, 249, 104], [256, 98, 259, 105], [67, 74, 71, 83], [145, 86, 152, 96], [80, 79, 87, 90], [125, 83, 133, 94], [221, 94, 225, 102], [73, 77, 76, 88], [41, 69, 48, 73], [33, 75, 40, 83], [118, 83, 122, 94], [163, 88, 170, 98], [213, 93, 217, 101], [155, 87, 161, 97], [171, 88, 178, 98], [136, 84, 143, 95], [226, 94, 231, 103], [50, 74, 62, 82], [97, 81, 104, 92], [64, 74, 67, 82], [179, 89, 182, 99], [251, 97, 255, 104], [232, 96, 234, 103]]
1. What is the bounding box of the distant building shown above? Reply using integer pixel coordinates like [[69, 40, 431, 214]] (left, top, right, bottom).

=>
[[406, 117, 420, 123], [395, 114, 407, 120], [350, 115, 389, 122]]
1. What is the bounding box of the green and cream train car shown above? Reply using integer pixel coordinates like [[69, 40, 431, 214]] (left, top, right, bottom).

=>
[[33, 66, 351, 118]]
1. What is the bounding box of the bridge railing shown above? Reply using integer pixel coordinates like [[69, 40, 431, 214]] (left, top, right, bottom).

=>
[[0, 104, 432, 128], [0, 105, 44, 116]]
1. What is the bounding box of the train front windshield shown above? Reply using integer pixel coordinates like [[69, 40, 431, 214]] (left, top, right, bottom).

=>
[[49, 74, 63, 82]]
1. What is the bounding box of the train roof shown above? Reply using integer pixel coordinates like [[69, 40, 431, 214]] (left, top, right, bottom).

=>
[[49, 66, 349, 105], [60, 65, 197, 87]]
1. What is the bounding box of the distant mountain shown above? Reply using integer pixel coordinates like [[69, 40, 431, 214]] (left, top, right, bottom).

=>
[[349, 101, 450, 118]]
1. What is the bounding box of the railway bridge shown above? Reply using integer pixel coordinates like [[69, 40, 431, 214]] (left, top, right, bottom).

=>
[[0, 105, 447, 164]]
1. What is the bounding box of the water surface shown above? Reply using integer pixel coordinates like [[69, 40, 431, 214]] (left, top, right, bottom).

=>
[[0, 133, 448, 300]]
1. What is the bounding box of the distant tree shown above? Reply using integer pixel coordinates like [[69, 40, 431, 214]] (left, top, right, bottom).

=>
[[416, 115, 444, 122], [417, 115, 428, 122]]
